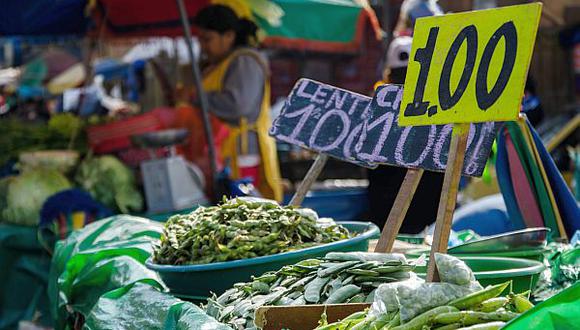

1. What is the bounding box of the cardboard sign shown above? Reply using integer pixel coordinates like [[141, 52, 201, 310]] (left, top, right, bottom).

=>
[[270, 79, 376, 168], [357, 85, 500, 177], [399, 3, 542, 126]]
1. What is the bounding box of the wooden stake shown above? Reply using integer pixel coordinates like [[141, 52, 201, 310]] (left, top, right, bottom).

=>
[[374, 168, 424, 253], [427, 123, 470, 282], [289, 154, 329, 206]]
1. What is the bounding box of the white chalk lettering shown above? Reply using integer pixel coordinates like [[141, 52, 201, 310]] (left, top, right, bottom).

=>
[[295, 80, 315, 99], [395, 125, 437, 167], [325, 89, 348, 110], [311, 85, 331, 104], [433, 124, 453, 169], [309, 110, 351, 152], [376, 85, 403, 110]]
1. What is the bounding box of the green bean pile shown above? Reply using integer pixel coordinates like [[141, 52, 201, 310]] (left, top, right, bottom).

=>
[[316, 281, 535, 330], [152, 198, 350, 265], [206, 252, 414, 329]]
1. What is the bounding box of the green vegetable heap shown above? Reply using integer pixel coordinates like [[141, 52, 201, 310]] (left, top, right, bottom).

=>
[[317, 254, 535, 330], [206, 252, 414, 329], [75, 155, 143, 214], [153, 198, 350, 265], [317, 283, 533, 330]]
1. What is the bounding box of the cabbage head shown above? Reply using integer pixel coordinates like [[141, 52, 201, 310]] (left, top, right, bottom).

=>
[[1, 170, 71, 226], [75, 155, 143, 213]]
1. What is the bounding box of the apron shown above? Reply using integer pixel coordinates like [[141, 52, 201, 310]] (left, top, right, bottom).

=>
[[201, 48, 283, 201]]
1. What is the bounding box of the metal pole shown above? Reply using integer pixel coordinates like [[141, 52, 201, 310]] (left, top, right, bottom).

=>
[[175, 0, 218, 200]]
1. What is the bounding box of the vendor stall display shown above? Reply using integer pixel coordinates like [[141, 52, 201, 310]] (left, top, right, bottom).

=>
[[208, 252, 413, 329], [146, 197, 379, 298], [3, 1, 579, 329], [314, 254, 534, 330], [253, 254, 537, 330], [152, 198, 350, 265]]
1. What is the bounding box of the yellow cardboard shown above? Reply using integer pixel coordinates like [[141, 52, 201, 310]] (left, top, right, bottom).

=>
[[399, 3, 542, 126]]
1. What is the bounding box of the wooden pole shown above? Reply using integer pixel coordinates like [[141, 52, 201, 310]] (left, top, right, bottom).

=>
[[426, 123, 470, 282], [289, 154, 329, 206], [374, 168, 424, 253]]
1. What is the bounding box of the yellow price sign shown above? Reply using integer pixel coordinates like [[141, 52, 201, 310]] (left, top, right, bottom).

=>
[[399, 3, 542, 126]]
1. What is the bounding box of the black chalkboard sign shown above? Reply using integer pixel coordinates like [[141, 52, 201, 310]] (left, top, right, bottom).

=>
[[356, 84, 500, 177], [270, 79, 376, 168]]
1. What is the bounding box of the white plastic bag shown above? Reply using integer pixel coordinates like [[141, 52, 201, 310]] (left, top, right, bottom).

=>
[[369, 254, 483, 322]]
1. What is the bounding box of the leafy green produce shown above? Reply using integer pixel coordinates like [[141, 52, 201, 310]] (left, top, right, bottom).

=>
[[206, 252, 413, 329], [1, 169, 71, 226], [47, 113, 83, 141], [316, 255, 535, 330], [0, 115, 87, 165], [317, 283, 530, 330], [153, 198, 352, 265], [75, 155, 143, 213]]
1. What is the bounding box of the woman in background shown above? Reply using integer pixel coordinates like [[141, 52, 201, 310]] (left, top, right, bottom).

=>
[[176, 4, 282, 201]]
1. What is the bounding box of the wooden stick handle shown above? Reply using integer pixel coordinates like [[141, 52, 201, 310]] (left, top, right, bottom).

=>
[[427, 123, 470, 282], [374, 168, 424, 253], [289, 154, 329, 206]]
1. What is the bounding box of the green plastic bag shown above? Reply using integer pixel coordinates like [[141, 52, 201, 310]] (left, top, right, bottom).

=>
[[0, 224, 52, 329], [534, 244, 579, 302], [503, 282, 580, 329], [84, 282, 231, 330], [48, 215, 164, 329]]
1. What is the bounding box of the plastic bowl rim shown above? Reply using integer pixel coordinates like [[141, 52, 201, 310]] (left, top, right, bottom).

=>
[[406, 246, 546, 257], [413, 256, 545, 278], [448, 227, 550, 253], [145, 221, 379, 272]]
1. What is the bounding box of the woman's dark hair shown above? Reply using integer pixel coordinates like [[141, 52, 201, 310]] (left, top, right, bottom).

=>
[[194, 5, 258, 47]]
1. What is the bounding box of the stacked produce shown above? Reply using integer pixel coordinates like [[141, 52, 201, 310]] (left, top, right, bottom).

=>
[[153, 198, 350, 265], [317, 254, 535, 330], [0, 114, 87, 165], [206, 252, 414, 329], [75, 154, 143, 213], [0, 169, 71, 226]]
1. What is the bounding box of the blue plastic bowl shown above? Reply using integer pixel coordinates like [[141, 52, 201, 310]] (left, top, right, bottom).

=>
[[283, 188, 369, 221], [146, 221, 379, 299]]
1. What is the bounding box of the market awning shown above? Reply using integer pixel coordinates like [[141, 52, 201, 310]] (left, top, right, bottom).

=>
[[0, 0, 88, 36], [95, 0, 381, 53], [0, 0, 381, 54]]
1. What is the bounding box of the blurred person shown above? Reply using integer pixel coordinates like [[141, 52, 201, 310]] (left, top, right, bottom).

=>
[[174, 4, 282, 201], [521, 76, 544, 127], [394, 0, 443, 37], [368, 36, 445, 233]]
